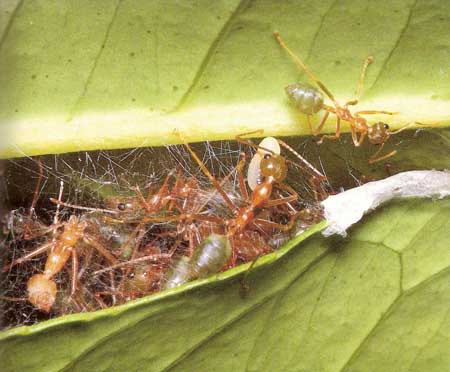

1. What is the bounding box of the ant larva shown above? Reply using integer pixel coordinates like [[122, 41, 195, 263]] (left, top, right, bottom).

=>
[[242, 131, 326, 193], [274, 31, 417, 163]]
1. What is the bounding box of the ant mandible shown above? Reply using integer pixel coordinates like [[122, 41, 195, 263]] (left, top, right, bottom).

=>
[[274, 31, 415, 163]]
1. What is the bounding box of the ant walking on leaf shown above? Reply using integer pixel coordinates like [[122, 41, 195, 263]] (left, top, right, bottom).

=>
[[274, 31, 418, 163]]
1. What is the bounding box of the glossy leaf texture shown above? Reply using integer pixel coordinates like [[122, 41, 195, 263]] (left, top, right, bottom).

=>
[[0, 0, 450, 158], [1, 198, 449, 372]]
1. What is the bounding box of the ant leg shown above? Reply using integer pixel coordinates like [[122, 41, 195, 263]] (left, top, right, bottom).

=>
[[350, 126, 359, 146], [253, 212, 300, 232], [50, 198, 118, 214], [356, 131, 367, 146], [346, 56, 373, 106], [29, 158, 44, 219], [83, 235, 119, 265], [235, 130, 265, 149], [239, 253, 262, 298], [176, 131, 237, 212], [350, 128, 366, 147], [274, 31, 337, 103], [306, 115, 314, 134], [311, 110, 330, 137], [133, 185, 150, 209], [236, 152, 249, 201], [354, 110, 398, 116], [94, 293, 109, 309], [265, 194, 297, 207], [142, 171, 174, 212], [236, 131, 279, 157], [2, 241, 54, 272], [369, 151, 397, 164], [264, 182, 298, 207], [93, 253, 172, 275], [390, 122, 417, 135], [70, 250, 79, 296], [142, 214, 224, 226], [369, 143, 397, 164], [317, 116, 341, 144]]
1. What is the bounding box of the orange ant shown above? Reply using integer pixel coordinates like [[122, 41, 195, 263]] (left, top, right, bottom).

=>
[[2, 185, 119, 312], [175, 131, 312, 264], [274, 31, 417, 163]]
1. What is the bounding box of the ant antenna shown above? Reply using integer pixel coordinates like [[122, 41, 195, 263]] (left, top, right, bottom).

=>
[[29, 158, 44, 219], [49, 198, 119, 215], [175, 130, 237, 211], [276, 139, 326, 180]]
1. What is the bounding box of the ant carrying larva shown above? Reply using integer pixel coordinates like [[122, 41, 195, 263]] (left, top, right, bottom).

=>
[[274, 31, 424, 164], [1, 134, 327, 326]]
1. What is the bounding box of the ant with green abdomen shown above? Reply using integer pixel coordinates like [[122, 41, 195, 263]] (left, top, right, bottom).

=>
[[274, 31, 417, 163]]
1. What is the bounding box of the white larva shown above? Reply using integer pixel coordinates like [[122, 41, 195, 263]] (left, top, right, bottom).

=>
[[247, 137, 281, 191]]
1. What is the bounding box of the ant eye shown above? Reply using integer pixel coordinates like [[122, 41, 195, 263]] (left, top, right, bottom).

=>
[[117, 203, 126, 211], [384, 124, 389, 130], [263, 153, 271, 160]]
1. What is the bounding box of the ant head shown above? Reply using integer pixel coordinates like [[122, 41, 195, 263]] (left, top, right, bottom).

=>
[[260, 153, 287, 182], [106, 198, 135, 213], [368, 122, 391, 144]]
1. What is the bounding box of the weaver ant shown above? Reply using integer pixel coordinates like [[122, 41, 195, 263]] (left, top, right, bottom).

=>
[[274, 31, 418, 163], [175, 131, 325, 264], [2, 185, 119, 313]]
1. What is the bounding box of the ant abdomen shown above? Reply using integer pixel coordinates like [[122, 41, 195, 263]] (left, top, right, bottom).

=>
[[190, 234, 231, 278], [285, 82, 324, 115], [162, 256, 191, 290], [162, 234, 231, 290]]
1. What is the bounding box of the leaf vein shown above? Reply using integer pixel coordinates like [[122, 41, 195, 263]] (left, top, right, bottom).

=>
[[171, 0, 251, 112], [0, 0, 24, 52], [165, 250, 330, 371], [339, 291, 402, 371], [66, 0, 123, 122], [366, 0, 418, 94], [407, 305, 450, 371], [304, 0, 339, 65], [244, 293, 281, 371]]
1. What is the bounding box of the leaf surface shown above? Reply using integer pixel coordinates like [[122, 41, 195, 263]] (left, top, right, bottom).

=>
[[1, 0, 450, 157], [1, 199, 449, 372]]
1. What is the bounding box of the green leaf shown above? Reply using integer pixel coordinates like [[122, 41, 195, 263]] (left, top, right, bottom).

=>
[[1, 0, 450, 158], [1, 2, 450, 371], [1, 199, 449, 371]]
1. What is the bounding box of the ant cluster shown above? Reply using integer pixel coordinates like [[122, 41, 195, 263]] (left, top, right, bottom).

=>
[[0, 32, 425, 329], [1, 133, 327, 328]]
